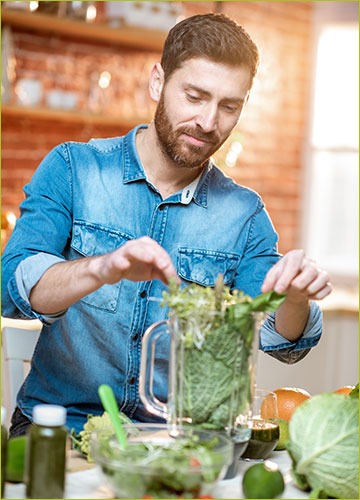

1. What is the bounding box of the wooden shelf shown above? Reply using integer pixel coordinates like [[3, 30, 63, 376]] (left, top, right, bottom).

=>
[[1, 9, 166, 51], [2, 104, 148, 128]]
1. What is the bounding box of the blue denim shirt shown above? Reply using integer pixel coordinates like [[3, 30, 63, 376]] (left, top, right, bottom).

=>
[[1, 125, 322, 433]]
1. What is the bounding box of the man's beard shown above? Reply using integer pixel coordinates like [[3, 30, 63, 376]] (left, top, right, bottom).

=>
[[154, 93, 224, 169]]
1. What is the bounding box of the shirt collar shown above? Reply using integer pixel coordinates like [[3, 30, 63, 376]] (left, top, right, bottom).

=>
[[180, 173, 201, 205], [122, 125, 211, 208], [192, 160, 213, 208], [123, 124, 148, 183]]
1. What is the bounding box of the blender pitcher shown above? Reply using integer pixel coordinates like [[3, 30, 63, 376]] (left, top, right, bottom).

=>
[[139, 306, 265, 444]]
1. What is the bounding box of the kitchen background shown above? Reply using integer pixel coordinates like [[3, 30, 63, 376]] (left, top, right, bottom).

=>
[[1, 1, 358, 405]]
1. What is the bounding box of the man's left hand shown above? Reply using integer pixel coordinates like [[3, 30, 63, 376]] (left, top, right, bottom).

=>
[[261, 249, 332, 301]]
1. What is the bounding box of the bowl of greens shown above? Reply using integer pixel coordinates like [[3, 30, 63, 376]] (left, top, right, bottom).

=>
[[90, 423, 233, 498]]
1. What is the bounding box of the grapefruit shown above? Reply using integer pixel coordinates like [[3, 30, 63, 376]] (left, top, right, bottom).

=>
[[268, 387, 311, 422], [334, 385, 355, 395]]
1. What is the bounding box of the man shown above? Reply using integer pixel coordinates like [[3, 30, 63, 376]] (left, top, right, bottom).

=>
[[2, 13, 331, 436]]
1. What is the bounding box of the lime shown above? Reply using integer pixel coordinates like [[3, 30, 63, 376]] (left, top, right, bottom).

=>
[[6, 435, 28, 483], [242, 460, 285, 498], [275, 418, 289, 450]]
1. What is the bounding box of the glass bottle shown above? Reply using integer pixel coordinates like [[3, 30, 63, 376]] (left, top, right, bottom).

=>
[[25, 404, 67, 499], [1, 407, 7, 498]]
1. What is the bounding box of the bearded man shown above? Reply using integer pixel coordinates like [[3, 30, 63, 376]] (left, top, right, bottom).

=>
[[2, 13, 331, 437]]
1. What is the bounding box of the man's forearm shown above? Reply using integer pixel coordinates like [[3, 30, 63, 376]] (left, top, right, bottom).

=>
[[274, 297, 310, 342], [29, 236, 179, 315], [29, 256, 104, 315]]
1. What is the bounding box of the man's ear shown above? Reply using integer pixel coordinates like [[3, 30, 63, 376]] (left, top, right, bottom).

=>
[[149, 63, 165, 102]]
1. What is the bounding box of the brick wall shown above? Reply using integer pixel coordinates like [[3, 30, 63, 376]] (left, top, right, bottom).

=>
[[2, 1, 313, 254]]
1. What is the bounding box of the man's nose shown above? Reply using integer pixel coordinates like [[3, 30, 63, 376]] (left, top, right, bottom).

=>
[[195, 102, 218, 132]]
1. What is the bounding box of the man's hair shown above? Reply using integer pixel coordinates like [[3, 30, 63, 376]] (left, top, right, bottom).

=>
[[161, 13, 259, 86]]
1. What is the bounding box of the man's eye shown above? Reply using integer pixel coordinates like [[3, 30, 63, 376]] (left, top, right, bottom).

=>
[[186, 94, 200, 103], [222, 104, 238, 113]]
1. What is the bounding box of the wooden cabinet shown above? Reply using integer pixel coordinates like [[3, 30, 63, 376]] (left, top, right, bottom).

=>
[[1, 9, 166, 50], [1, 103, 143, 128]]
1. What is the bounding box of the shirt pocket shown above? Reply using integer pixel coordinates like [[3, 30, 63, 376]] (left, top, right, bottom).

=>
[[177, 247, 240, 287], [70, 220, 133, 312]]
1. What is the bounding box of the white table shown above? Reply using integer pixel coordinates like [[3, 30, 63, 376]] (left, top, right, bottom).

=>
[[4, 449, 308, 499], [217, 451, 308, 499]]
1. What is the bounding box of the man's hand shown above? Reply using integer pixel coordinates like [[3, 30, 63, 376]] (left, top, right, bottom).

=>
[[261, 249, 332, 302], [30, 236, 179, 315], [94, 236, 179, 286], [260, 249, 332, 341]]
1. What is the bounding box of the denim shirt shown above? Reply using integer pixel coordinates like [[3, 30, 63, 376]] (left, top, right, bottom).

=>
[[1, 125, 322, 433]]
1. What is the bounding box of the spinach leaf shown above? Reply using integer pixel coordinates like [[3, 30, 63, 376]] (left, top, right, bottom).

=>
[[250, 290, 286, 312]]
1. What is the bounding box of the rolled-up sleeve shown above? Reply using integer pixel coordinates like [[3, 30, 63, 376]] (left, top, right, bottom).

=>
[[8, 253, 67, 324], [259, 301, 322, 364]]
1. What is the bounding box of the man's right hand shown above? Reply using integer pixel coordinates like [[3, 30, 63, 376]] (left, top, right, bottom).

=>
[[92, 236, 179, 285], [30, 236, 178, 315]]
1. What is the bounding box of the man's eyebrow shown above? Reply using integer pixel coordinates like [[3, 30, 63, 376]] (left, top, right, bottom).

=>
[[185, 84, 245, 103], [185, 84, 211, 97]]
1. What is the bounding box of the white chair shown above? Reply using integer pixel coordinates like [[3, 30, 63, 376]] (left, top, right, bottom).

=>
[[2, 323, 42, 427]]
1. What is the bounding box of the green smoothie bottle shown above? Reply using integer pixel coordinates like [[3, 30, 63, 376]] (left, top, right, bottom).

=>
[[25, 404, 67, 499], [1, 407, 7, 498]]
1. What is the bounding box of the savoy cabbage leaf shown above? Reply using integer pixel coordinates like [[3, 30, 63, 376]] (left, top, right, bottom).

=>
[[287, 393, 359, 499]]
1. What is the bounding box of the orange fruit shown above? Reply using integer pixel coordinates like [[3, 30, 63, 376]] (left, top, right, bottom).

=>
[[263, 387, 311, 422], [334, 385, 355, 395]]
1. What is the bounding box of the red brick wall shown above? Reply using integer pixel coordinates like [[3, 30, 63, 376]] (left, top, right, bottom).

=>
[[2, 116, 129, 213], [2, 1, 313, 254], [220, 2, 313, 254]]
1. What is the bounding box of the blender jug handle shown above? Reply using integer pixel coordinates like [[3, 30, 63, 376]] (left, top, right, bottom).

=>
[[139, 320, 169, 420]]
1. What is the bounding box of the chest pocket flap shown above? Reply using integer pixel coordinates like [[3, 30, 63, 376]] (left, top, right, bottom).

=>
[[71, 220, 133, 256], [178, 247, 240, 287], [70, 221, 133, 312]]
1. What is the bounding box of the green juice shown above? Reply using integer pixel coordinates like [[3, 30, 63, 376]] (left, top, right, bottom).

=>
[[241, 420, 279, 460], [25, 405, 67, 499], [26, 425, 67, 498]]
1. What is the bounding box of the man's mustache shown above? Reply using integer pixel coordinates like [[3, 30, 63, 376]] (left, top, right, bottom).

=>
[[178, 126, 220, 144]]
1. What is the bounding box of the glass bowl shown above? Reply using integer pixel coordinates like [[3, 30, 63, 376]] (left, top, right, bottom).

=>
[[90, 423, 233, 498]]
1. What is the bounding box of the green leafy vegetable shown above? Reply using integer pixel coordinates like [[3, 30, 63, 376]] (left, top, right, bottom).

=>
[[70, 411, 133, 461], [287, 393, 359, 499], [161, 277, 286, 431], [93, 432, 227, 498], [349, 382, 359, 399]]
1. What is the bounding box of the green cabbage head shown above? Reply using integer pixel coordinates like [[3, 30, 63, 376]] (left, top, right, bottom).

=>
[[287, 393, 358, 499]]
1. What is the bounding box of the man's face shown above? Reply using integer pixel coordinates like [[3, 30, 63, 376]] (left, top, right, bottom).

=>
[[154, 57, 252, 169]]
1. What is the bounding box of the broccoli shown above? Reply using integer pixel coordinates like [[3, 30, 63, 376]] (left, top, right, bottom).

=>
[[70, 411, 132, 461]]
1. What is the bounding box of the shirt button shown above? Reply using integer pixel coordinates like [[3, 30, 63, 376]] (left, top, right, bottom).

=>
[[133, 333, 139, 341], [140, 290, 147, 298], [129, 377, 136, 385]]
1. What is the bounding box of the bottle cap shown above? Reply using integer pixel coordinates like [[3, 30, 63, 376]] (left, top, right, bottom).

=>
[[1, 406, 6, 426], [33, 404, 67, 427]]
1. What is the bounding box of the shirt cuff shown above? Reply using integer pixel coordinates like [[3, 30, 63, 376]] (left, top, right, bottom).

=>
[[259, 301, 322, 352], [10, 253, 68, 324]]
